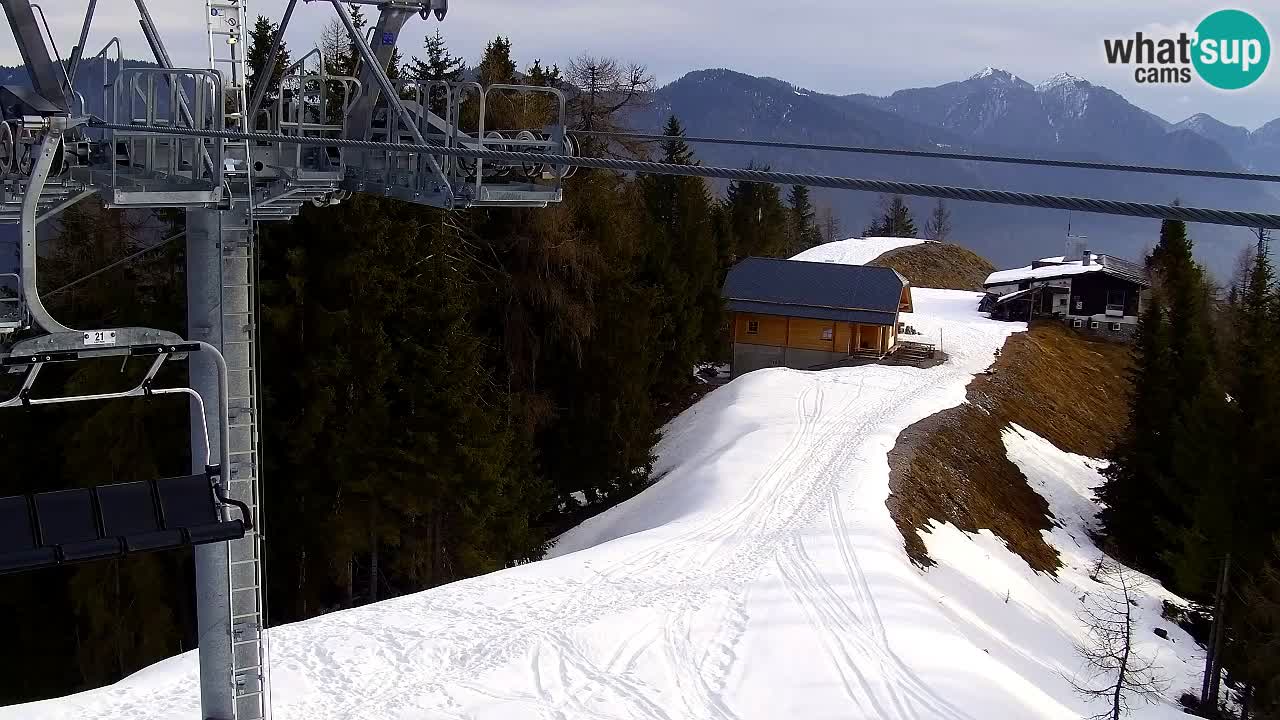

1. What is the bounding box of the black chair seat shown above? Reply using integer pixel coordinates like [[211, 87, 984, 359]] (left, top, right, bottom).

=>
[[0, 496, 57, 572], [0, 547, 57, 573], [60, 537, 122, 563], [0, 475, 245, 575], [122, 530, 185, 553], [187, 520, 245, 545], [97, 481, 183, 553]]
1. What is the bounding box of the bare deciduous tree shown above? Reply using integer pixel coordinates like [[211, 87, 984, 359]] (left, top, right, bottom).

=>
[[563, 55, 654, 157], [817, 205, 841, 244], [924, 198, 953, 242], [1069, 561, 1168, 720]]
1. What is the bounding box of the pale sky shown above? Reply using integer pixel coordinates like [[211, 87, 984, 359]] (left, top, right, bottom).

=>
[[7, 1, 1279, 129]]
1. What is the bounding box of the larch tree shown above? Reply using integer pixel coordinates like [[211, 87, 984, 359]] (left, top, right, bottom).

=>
[[924, 199, 953, 242], [1069, 561, 1168, 720], [817, 205, 841, 244], [563, 55, 654, 156]]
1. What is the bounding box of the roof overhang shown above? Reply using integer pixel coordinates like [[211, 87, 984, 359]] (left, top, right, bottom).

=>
[[727, 299, 898, 326]]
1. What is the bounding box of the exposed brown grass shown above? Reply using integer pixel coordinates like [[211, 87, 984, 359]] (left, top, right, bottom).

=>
[[886, 321, 1133, 572], [869, 242, 996, 291]]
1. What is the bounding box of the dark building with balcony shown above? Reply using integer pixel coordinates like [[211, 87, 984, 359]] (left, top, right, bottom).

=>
[[980, 240, 1149, 339]]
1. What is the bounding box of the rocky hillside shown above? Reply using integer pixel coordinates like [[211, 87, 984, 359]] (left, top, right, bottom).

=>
[[868, 241, 995, 291], [886, 321, 1132, 570]]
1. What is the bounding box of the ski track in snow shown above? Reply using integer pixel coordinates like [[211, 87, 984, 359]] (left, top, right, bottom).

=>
[[7, 287, 1200, 720]]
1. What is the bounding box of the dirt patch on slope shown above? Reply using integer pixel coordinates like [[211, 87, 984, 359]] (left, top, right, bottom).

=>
[[869, 242, 996, 291], [886, 321, 1132, 572]]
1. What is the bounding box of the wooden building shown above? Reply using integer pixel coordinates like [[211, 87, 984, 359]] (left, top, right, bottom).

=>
[[982, 242, 1149, 339], [722, 257, 914, 377]]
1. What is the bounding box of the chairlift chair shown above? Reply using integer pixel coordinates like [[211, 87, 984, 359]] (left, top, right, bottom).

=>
[[0, 334, 251, 575]]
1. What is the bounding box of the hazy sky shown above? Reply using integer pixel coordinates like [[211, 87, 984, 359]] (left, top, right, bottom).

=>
[[8, 1, 1279, 128]]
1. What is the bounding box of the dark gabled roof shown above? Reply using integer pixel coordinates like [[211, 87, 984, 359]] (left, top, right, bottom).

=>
[[722, 257, 907, 324], [1098, 255, 1149, 285]]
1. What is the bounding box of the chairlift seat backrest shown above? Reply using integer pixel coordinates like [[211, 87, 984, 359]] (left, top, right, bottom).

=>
[[156, 475, 244, 545], [0, 496, 57, 572], [0, 475, 244, 575], [97, 481, 183, 552], [33, 489, 122, 563]]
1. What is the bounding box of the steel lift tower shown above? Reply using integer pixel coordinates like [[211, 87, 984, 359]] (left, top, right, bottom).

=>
[[0, 1, 573, 718]]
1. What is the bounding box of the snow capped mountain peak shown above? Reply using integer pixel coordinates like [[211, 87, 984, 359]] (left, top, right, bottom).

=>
[[1036, 72, 1086, 92], [969, 67, 1027, 86], [1174, 112, 1236, 132]]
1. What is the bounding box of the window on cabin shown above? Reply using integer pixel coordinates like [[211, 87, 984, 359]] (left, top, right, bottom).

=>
[[746, 320, 759, 335], [1106, 290, 1125, 311], [821, 328, 833, 341]]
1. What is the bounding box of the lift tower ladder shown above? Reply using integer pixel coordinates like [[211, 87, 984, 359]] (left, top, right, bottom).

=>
[[204, 2, 270, 719]]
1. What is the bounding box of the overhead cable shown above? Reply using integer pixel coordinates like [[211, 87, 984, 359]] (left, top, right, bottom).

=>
[[88, 120, 1280, 229], [572, 129, 1280, 184]]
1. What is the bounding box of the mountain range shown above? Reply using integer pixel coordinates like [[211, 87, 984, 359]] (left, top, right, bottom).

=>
[[638, 67, 1278, 278]]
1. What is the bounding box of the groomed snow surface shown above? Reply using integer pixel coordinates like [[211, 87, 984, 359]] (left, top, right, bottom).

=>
[[790, 237, 926, 266], [5, 290, 1205, 720]]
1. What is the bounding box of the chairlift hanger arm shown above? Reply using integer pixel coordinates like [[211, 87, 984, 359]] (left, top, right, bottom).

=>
[[0, 0, 71, 111], [67, 0, 100, 83], [0, 340, 232, 500]]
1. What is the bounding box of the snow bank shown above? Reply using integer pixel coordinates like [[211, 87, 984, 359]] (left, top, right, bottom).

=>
[[790, 236, 926, 266], [918, 425, 1202, 719]]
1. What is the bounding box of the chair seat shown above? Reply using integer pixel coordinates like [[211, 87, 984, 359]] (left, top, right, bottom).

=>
[[60, 537, 122, 563], [0, 475, 245, 576], [187, 520, 244, 545], [0, 547, 57, 573]]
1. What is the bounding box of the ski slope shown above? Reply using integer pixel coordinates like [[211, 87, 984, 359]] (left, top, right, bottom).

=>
[[4, 289, 1205, 719], [791, 237, 926, 266]]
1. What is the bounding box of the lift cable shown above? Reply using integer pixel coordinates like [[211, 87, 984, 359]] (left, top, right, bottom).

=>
[[45, 229, 187, 298], [571, 129, 1280, 185], [88, 120, 1280, 230]]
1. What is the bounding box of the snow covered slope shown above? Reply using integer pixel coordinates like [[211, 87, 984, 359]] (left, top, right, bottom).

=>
[[791, 236, 926, 266], [4, 290, 1202, 719]]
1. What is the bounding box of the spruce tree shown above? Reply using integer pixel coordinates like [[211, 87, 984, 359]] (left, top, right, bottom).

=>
[[408, 30, 465, 85], [864, 194, 918, 238], [477, 36, 516, 85], [724, 172, 789, 259], [404, 30, 464, 115], [786, 185, 821, 253], [639, 116, 720, 400], [1099, 218, 1225, 585], [1098, 292, 1173, 567], [247, 16, 290, 108], [1242, 544, 1280, 717]]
